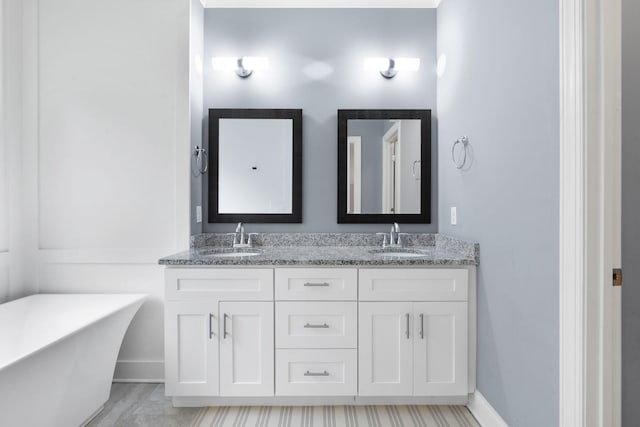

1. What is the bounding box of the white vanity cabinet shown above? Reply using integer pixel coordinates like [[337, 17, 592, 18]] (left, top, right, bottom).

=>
[[358, 269, 470, 397], [164, 268, 274, 397], [274, 268, 358, 396], [164, 264, 475, 404]]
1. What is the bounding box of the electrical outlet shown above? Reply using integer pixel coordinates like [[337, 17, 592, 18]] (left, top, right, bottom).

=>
[[450, 207, 457, 225], [196, 205, 202, 223]]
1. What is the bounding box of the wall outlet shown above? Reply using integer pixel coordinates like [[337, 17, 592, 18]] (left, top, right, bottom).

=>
[[196, 205, 202, 223], [450, 207, 457, 225]]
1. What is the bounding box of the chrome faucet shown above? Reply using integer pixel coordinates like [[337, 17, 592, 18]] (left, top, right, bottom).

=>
[[377, 223, 402, 248], [230, 222, 253, 248]]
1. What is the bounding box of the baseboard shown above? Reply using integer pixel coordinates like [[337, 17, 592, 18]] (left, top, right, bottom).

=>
[[113, 360, 164, 383], [466, 391, 509, 427]]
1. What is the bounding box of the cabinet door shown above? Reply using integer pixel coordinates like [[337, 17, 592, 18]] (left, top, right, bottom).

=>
[[165, 302, 219, 396], [358, 302, 413, 396], [219, 301, 274, 396], [413, 302, 468, 396]]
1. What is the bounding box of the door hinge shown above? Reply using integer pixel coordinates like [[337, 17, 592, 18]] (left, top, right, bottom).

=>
[[613, 268, 623, 287]]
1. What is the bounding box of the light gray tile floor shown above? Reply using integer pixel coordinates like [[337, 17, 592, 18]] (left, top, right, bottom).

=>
[[86, 383, 201, 427]]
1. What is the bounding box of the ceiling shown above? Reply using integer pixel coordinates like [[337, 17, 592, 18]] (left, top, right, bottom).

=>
[[201, 0, 439, 8]]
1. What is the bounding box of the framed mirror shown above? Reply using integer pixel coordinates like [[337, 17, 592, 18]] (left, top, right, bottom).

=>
[[208, 109, 303, 223], [337, 109, 431, 224]]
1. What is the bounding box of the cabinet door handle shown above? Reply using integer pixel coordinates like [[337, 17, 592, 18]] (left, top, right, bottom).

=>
[[303, 282, 330, 287], [406, 313, 410, 339], [223, 313, 229, 339], [304, 322, 330, 329], [419, 313, 424, 340], [209, 313, 215, 339], [304, 370, 329, 377]]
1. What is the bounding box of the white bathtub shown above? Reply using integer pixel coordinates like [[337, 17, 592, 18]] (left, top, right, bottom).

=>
[[0, 293, 146, 427]]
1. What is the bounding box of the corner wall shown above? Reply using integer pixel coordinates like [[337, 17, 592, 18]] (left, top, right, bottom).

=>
[[437, 0, 559, 425]]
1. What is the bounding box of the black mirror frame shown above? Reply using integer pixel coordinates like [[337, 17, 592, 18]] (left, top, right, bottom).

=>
[[337, 109, 431, 224], [208, 108, 303, 223]]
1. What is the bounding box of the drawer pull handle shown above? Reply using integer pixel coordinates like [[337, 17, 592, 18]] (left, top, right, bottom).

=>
[[304, 322, 330, 329], [304, 370, 330, 377], [419, 313, 424, 340], [303, 282, 330, 287]]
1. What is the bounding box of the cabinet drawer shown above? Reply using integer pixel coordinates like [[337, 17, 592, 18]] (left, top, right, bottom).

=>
[[276, 302, 357, 349], [276, 349, 357, 396], [359, 268, 468, 301], [165, 268, 273, 301], [275, 268, 357, 300]]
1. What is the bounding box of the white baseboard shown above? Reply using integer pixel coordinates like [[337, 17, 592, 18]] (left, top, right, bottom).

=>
[[114, 360, 164, 383], [466, 391, 509, 427]]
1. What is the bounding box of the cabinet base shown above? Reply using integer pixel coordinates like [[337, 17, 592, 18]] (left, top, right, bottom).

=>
[[171, 395, 471, 407]]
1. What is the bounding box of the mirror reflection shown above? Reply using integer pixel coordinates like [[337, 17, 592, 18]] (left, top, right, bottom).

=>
[[218, 118, 293, 214], [208, 109, 302, 223], [347, 119, 422, 215]]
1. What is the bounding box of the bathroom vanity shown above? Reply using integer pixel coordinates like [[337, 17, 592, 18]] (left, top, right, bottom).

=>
[[159, 233, 478, 406]]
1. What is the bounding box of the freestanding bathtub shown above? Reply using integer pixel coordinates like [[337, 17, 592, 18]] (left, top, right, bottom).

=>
[[0, 293, 146, 427]]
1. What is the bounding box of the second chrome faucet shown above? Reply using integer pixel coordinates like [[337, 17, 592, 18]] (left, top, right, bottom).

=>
[[377, 222, 402, 248]]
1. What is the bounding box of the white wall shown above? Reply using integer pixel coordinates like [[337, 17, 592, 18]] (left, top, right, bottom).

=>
[[18, 0, 190, 380]]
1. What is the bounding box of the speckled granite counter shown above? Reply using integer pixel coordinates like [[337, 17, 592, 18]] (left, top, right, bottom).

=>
[[158, 233, 479, 266]]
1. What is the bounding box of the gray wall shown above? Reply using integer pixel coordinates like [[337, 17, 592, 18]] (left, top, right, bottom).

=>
[[202, 9, 437, 233], [190, 0, 204, 234], [437, 1, 559, 426], [622, 0, 640, 423]]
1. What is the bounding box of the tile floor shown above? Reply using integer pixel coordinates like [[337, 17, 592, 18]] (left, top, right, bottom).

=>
[[86, 383, 200, 427]]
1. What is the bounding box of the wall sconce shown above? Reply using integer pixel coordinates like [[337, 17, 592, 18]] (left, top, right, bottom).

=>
[[363, 57, 421, 79], [211, 56, 269, 78]]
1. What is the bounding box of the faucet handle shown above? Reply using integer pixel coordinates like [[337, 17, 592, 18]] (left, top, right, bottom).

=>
[[376, 232, 389, 248], [225, 232, 238, 245], [247, 233, 258, 246]]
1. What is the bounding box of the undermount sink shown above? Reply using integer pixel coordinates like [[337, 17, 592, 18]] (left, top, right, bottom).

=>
[[204, 249, 262, 258], [370, 249, 429, 258]]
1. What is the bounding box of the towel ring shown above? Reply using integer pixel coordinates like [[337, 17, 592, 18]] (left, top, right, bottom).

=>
[[193, 146, 208, 175], [452, 136, 470, 169]]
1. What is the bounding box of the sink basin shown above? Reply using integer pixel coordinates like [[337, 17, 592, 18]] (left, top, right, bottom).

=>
[[370, 249, 429, 258], [204, 249, 262, 258]]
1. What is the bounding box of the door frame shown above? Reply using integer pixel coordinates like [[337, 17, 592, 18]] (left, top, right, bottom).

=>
[[559, 0, 622, 425]]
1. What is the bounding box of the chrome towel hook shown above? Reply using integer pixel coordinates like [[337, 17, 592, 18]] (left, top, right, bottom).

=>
[[193, 146, 208, 175]]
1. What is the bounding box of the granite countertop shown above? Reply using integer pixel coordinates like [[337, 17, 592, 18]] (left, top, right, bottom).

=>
[[158, 233, 479, 266]]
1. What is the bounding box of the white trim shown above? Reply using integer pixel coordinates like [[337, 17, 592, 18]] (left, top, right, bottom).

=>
[[466, 392, 508, 427], [559, 0, 586, 424], [347, 136, 362, 214], [559, 0, 622, 425], [202, 0, 439, 8], [173, 395, 468, 407], [37, 248, 176, 264], [113, 360, 164, 383]]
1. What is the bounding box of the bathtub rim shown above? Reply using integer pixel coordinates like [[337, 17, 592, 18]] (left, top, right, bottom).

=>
[[0, 293, 147, 373]]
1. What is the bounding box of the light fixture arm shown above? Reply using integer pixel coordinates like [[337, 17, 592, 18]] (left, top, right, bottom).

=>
[[235, 57, 253, 78]]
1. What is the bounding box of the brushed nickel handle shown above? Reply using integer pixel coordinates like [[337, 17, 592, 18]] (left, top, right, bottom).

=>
[[223, 313, 229, 339], [304, 370, 329, 377], [406, 313, 410, 339], [419, 313, 424, 340], [304, 322, 330, 329], [303, 282, 330, 287], [209, 313, 215, 339]]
